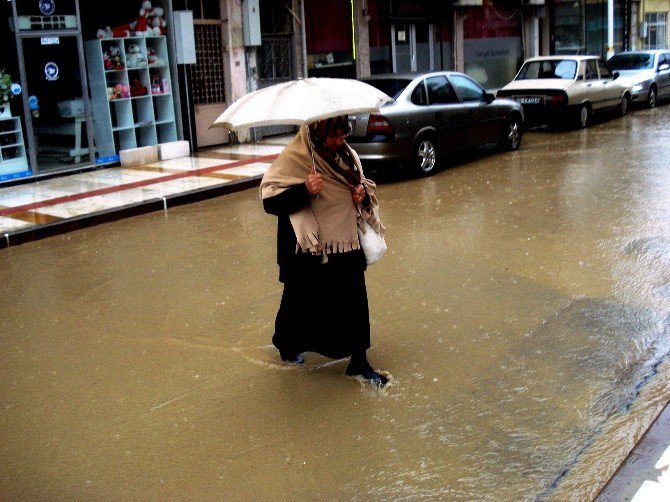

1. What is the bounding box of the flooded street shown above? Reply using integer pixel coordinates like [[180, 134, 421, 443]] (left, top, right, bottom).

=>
[[2, 106, 670, 500]]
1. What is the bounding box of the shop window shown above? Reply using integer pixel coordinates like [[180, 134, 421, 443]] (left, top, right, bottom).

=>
[[182, 0, 221, 21], [258, 0, 293, 83], [304, 0, 355, 78], [645, 13, 668, 50], [192, 24, 225, 105], [463, 0, 521, 39]]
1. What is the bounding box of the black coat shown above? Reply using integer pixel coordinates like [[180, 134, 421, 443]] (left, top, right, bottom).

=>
[[263, 184, 370, 359]]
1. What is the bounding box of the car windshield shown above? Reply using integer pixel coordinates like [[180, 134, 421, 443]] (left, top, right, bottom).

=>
[[362, 78, 411, 99], [516, 60, 578, 80], [607, 53, 654, 70]]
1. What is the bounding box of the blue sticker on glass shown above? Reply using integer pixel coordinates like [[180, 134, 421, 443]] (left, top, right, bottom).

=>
[[44, 62, 59, 81], [29, 95, 39, 110], [39, 0, 56, 16], [11, 83, 22, 96]]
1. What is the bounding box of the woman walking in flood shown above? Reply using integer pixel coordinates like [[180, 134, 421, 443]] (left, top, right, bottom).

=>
[[261, 115, 388, 387]]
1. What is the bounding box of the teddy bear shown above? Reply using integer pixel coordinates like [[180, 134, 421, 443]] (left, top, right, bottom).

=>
[[150, 7, 167, 36], [125, 44, 147, 69], [134, 1, 154, 37]]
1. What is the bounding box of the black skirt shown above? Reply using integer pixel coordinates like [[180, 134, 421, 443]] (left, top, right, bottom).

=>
[[273, 249, 371, 359]]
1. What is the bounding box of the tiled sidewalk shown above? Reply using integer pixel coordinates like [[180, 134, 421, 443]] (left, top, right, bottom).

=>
[[0, 136, 289, 247]]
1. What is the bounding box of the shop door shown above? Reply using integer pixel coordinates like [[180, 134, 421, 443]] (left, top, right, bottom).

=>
[[192, 20, 230, 148], [392, 24, 432, 73], [18, 34, 94, 173]]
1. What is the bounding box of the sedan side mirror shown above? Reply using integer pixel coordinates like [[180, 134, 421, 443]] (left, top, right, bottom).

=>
[[612, 71, 620, 80], [659, 63, 670, 72]]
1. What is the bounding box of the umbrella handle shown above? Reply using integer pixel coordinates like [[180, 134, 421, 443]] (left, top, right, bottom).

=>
[[308, 133, 317, 175], [306, 128, 320, 200]]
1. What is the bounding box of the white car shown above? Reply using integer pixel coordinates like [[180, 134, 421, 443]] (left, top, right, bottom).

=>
[[496, 55, 632, 128], [607, 50, 670, 108]]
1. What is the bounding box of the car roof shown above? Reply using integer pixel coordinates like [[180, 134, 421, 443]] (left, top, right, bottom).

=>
[[522, 55, 600, 62], [611, 50, 665, 55], [363, 71, 471, 81]]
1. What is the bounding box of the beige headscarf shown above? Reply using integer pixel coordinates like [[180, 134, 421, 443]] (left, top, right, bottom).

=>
[[261, 125, 384, 260]]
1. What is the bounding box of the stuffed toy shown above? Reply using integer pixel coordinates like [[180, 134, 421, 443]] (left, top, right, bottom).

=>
[[103, 51, 113, 70], [150, 70, 162, 94], [147, 47, 166, 66], [125, 44, 147, 68], [107, 84, 130, 101], [150, 7, 167, 36], [134, 1, 154, 37], [96, 1, 154, 38], [118, 84, 130, 98], [130, 78, 148, 97], [97, 27, 112, 39], [109, 46, 124, 70], [97, 23, 133, 39]]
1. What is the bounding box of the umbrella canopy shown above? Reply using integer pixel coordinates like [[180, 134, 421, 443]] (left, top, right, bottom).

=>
[[211, 77, 393, 131]]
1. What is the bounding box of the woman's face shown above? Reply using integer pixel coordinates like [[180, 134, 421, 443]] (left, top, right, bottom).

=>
[[324, 131, 348, 152]]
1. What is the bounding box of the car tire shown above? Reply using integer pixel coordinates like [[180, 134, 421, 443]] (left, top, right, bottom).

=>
[[647, 87, 657, 109], [618, 95, 629, 117], [576, 104, 590, 129], [412, 135, 439, 176], [499, 115, 523, 151]]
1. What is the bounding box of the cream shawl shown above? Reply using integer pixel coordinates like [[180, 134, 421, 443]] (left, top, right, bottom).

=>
[[261, 125, 385, 259]]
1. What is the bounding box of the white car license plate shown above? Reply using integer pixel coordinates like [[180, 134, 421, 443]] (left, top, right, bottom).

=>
[[517, 96, 542, 105]]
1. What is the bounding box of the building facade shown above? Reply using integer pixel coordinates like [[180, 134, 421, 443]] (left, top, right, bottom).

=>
[[0, 0, 644, 184]]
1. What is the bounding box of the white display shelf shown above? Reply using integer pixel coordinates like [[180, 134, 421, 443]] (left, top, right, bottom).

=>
[[84, 36, 178, 160], [0, 116, 29, 175]]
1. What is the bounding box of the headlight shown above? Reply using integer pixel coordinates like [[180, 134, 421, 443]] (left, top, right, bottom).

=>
[[632, 80, 651, 91]]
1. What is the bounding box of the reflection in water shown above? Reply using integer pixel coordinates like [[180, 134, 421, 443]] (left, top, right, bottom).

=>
[[1, 108, 670, 500]]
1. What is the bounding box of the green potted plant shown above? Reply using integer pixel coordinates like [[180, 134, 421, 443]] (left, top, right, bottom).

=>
[[0, 68, 15, 118]]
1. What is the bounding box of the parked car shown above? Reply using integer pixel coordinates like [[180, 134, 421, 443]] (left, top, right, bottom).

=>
[[496, 55, 631, 128], [346, 71, 524, 177], [607, 50, 670, 108]]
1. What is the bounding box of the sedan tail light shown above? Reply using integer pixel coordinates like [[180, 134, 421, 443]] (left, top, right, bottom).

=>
[[366, 114, 394, 138], [546, 93, 567, 105]]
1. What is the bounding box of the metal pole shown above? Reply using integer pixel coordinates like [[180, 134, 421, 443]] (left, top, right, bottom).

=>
[[607, 0, 615, 58]]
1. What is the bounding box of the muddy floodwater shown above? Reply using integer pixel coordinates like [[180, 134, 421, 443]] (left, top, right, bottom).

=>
[[2, 108, 670, 500]]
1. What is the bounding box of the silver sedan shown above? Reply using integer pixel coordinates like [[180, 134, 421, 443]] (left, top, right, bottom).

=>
[[607, 50, 670, 108], [347, 72, 524, 177]]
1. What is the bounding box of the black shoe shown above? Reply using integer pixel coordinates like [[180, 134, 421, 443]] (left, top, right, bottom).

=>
[[346, 363, 388, 387], [280, 351, 304, 364]]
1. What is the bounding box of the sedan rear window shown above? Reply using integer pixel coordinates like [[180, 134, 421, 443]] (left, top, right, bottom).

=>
[[362, 79, 411, 99], [608, 53, 654, 70], [516, 60, 578, 80]]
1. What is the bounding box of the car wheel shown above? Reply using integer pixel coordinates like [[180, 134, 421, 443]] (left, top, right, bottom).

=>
[[647, 87, 657, 109], [413, 136, 439, 176], [577, 104, 590, 129], [618, 95, 629, 117], [499, 115, 523, 151]]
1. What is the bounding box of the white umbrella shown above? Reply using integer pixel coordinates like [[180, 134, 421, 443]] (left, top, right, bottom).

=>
[[211, 77, 393, 131]]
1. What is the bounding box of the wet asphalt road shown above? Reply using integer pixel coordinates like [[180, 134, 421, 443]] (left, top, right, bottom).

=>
[[1, 105, 670, 500]]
